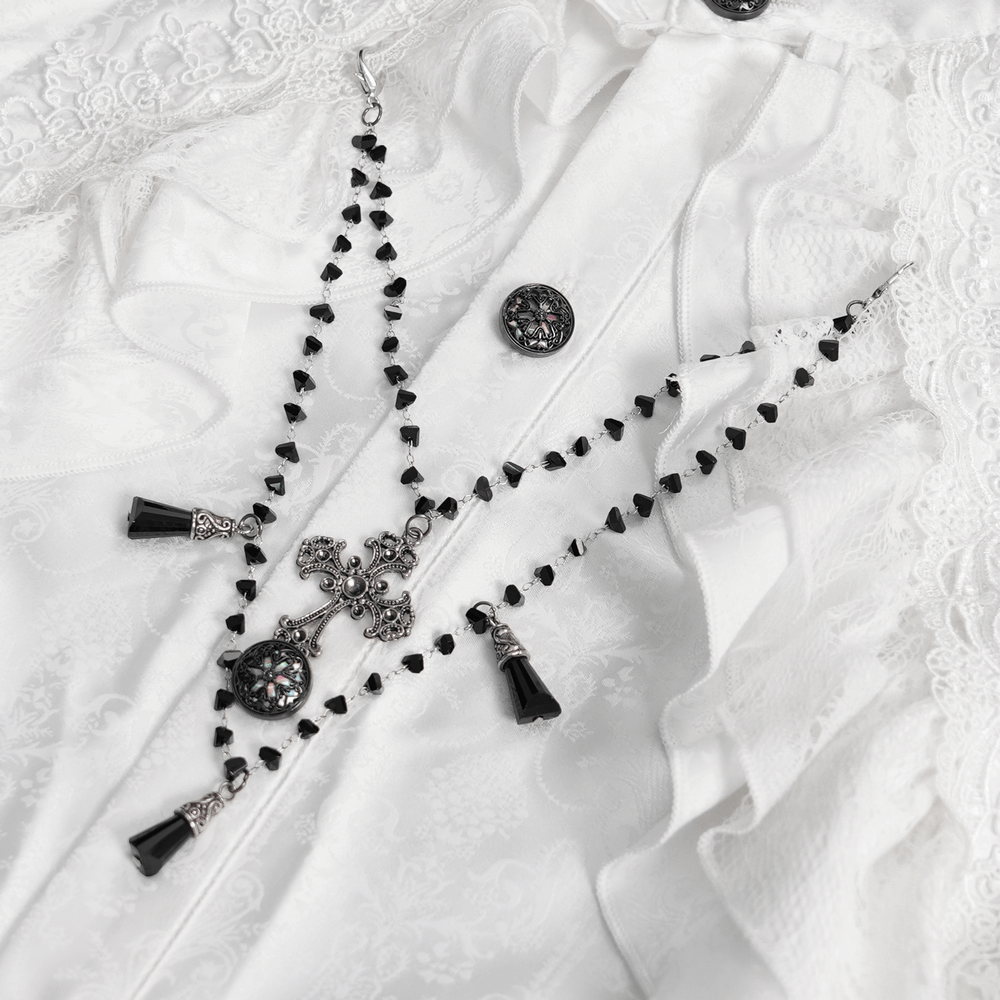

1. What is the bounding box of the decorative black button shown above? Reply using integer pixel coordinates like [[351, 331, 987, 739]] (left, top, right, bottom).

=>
[[402, 653, 425, 673], [703, 0, 770, 21], [499, 284, 574, 356], [232, 641, 311, 719]]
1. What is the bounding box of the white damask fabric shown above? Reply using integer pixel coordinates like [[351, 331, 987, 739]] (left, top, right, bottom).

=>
[[3, 1, 1000, 998]]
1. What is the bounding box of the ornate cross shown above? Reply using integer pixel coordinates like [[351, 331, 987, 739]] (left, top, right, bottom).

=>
[[273, 532, 418, 652]]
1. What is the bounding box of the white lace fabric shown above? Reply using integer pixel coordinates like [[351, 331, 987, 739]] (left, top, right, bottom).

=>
[[1, 2, 999, 998]]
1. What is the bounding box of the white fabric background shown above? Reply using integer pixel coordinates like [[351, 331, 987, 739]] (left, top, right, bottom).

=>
[[2, 1, 1000, 997]]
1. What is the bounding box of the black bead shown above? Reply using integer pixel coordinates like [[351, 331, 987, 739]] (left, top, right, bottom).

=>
[[284, 402, 305, 423], [569, 538, 586, 557], [214, 688, 236, 710], [303, 335, 323, 356], [794, 367, 815, 388], [402, 653, 425, 673], [264, 474, 285, 496], [818, 338, 840, 362], [740, 340, 756, 354], [504, 583, 523, 606], [370, 210, 394, 230], [350, 167, 368, 187], [259, 746, 282, 770], [700, 354, 720, 362], [465, 606, 491, 634], [400, 466, 424, 485], [309, 303, 334, 323], [696, 450, 717, 474], [500, 656, 561, 724], [384, 364, 408, 385], [400, 424, 420, 446], [660, 472, 682, 493], [604, 418, 625, 441], [438, 497, 458, 519], [725, 427, 747, 450], [235, 578, 257, 602], [244, 542, 267, 565], [395, 388, 416, 409], [226, 613, 245, 634], [321, 262, 343, 282], [385, 307, 402, 321], [366, 672, 383, 695], [370, 180, 392, 199], [214, 726, 233, 747], [832, 315, 853, 334], [474, 476, 493, 501], [352, 133, 377, 150], [375, 242, 397, 261], [665, 377, 681, 398], [292, 369, 316, 392], [606, 506, 626, 533], [297, 719, 320, 739], [573, 436, 591, 456], [129, 812, 193, 876], [341, 204, 361, 224], [127, 497, 193, 539], [224, 756, 247, 780], [435, 633, 455, 655], [368, 144, 387, 163], [333, 234, 353, 252], [635, 395, 655, 418], [633, 493, 654, 518], [252, 502, 276, 524], [382, 336, 399, 353], [325, 695, 348, 714], [414, 496, 435, 515], [275, 442, 299, 463], [758, 402, 778, 423], [383, 276, 406, 297], [502, 461, 525, 487], [544, 451, 567, 470], [217, 649, 241, 670]]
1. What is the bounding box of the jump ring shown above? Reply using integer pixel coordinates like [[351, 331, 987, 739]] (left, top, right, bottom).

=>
[[362, 102, 382, 127]]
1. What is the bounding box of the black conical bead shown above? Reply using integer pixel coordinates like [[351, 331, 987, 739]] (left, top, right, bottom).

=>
[[465, 607, 491, 634], [414, 496, 435, 515], [395, 389, 416, 409], [435, 634, 455, 655], [725, 427, 747, 450], [569, 538, 586, 557], [606, 507, 626, 533], [252, 502, 276, 524], [284, 402, 305, 423], [400, 425, 420, 446], [308, 303, 334, 323], [385, 307, 402, 321], [794, 367, 815, 388], [660, 472, 682, 493], [236, 578, 257, 601], [370, 181, 392, 199], [259, 746, 282, 770], [303, 335, 323, 356], [226, 613, 245, 634], [818, 338, 840, 362], [604, 418, 625, 441], [342, 204, 361, 224], [298, 719, 320, 738], [333, 234, 352, 252], [573, 436, 590, 456], [366, 672, 383, 695], [325, 695, 348, 714], [382, 336, 399, 353], [534, 564, 555, 586], [402, 653, 425, 673], [437, 497, 458, 519], [264, 474, 285, 496], [244, 543, 266, 565], [544, 451, 567, 470], [665, 377, 680, 398], [275, 442, 299, 463], [757, 402, 778, 423], [832, 315, 853, 334], [293, 370, 316, 392], [501, 656, 561, 724], [350, 167, 368, 186], [225, 757, 247, 779], [369, 210, 394, 230], [217, 649, 241, 670], [384, 364, 408, 385], [697, 450, 717, 474], [383, 276, 406, 297], [368, 144, 387, 163], [129, 813, 194, 876], [633, 493, 654, 518], [352, 133, 377, 150], [474, 476, 493, 501], [320, 262, 342, 282], [214, 688, 236, 710], [214, 726, 233, 747], [375, 242, 397, 261], [700, 354, 720, 362], [740, 340, 756, 354], [400, 466, 423, 485], [502, 461, 524, 487], [635, 395, 655, 417], [127, 497, 193, 539], [504, 584, 523, 606]]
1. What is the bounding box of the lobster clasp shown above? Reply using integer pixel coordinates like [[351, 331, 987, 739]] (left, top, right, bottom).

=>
[[356, 49, 383, 126]]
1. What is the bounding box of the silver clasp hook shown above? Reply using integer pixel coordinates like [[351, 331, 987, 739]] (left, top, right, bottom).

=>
[[356, 49, 383, 126], [846, 261, 915, 319]]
